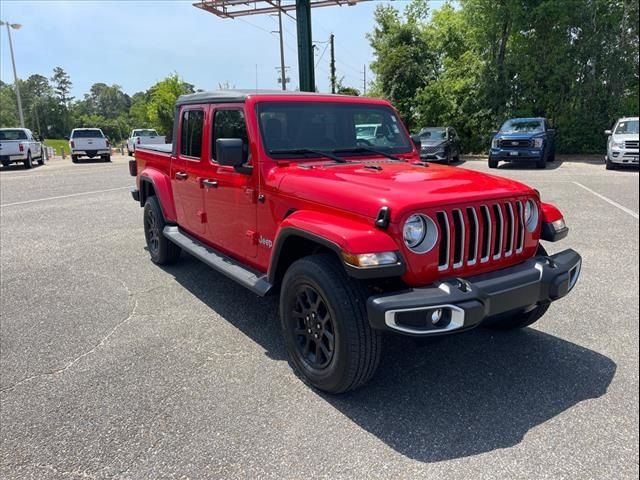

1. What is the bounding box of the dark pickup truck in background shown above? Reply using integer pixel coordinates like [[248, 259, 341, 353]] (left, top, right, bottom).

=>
[[489, 117, 556, 169]]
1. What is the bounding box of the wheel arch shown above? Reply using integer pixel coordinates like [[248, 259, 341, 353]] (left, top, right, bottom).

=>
[[267, 210, 405, 287], [138, 169, 177, 223]]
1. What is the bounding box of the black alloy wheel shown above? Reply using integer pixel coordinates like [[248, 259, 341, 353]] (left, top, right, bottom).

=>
[[144, 204, 161, 257], [290, 284, 335, 369]]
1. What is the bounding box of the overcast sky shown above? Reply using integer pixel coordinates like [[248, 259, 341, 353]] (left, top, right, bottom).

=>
[[0, 0, 444, 98]]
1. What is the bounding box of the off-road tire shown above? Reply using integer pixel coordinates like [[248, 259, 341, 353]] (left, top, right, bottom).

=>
[[23, 152, 33, 169], [280, 254, 381, 394], [488, 157, 499, 169], [484, 246, 551, 329], [143, 196, 181, 265]]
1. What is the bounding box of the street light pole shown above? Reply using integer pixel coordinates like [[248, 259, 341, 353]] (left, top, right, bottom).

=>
[[1, 21, 25, 127]]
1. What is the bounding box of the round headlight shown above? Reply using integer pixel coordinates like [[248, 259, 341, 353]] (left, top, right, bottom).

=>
[[403, 214, 426, 248], [524, 199, 539, 232], [403, 214, 438, 253]]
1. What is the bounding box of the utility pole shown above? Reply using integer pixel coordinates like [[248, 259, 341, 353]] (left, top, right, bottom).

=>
[[329, 34, 336, 94], [362, 64, 367, 95], [276, 1, 287, 90], [295, 0, 315, 92], [1, 21, 25, 127]]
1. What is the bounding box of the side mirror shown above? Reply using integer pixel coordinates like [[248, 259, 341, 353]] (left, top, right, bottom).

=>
[[410, 134, 421, 149], [216, 138, 246, 169], [64, 136, 70, 141], [490, 131, 498, 137], [38, 135, 45, 142], [604, 129, 612, 135]]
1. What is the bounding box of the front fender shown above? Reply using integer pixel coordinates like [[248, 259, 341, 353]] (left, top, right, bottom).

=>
[[139, 168, 177, 223], [268, 210, 404, 282]]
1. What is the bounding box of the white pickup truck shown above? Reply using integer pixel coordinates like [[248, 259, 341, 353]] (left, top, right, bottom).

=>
[[605, 117, 639, 170], [126, 129, 165, 156], [69, 128, 111, 163], [0, 128, 44, 169]]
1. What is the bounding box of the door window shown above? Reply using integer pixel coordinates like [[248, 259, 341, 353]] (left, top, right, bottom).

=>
[[180, 109, 204, 158], [212, 109, 249, 162]]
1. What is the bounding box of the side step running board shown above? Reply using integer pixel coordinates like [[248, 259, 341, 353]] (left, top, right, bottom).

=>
[[163, 226, 273, 297]]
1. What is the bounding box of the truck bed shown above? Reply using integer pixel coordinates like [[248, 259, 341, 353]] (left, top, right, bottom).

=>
[[138, 144, 172, 154]]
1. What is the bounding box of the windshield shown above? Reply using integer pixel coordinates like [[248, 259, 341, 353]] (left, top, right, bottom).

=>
[[134, 129, 158, 137], [72, 129, 104, 138], [615, 120, 639, 134], [500, 119, 544, 134], [419, 128, 446, 140], [0, 129, 28, 140], [257, 102, 411, 158]]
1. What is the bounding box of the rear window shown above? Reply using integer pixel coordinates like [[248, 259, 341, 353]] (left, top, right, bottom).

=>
[[72, 130, 104, 138], [0, 130, 28, 140], [133, 129, 158, 137]]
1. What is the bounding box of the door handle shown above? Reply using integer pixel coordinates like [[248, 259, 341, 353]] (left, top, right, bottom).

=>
[[202, 179, 218, 189], [175, 171, 188, 180]]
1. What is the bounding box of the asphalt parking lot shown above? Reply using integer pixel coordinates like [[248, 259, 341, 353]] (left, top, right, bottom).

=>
[[1, 155, 638, 479]]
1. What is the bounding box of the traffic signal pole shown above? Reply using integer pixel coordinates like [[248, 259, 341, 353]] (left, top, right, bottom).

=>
[[295, 0, 315, 92]]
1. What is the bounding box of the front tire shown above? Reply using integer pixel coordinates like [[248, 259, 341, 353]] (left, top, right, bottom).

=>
[[37, 152, 45, 165], [489, 157, 499, 169], [23, 152, 33, 169], [280, 254, 381, 394], [143, 196, 181, 265], [606, 157, 616, 170]]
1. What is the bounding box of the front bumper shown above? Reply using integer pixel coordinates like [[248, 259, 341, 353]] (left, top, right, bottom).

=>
[[420, 151, 447, 162], [490, 148, 543, 161], [608, 150, 639, 165], [367, 249, 581, 336]]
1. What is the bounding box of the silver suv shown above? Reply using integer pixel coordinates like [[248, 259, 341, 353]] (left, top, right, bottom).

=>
[[605, 117, 639, 170]]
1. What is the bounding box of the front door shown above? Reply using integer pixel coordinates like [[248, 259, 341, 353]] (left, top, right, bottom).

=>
[[171, 106, 208, 236], [202, 106, 258, 259]]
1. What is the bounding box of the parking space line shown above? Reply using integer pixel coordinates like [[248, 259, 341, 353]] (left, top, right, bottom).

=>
[[573, 181, 639, 220], [1, 186, 131, 208]]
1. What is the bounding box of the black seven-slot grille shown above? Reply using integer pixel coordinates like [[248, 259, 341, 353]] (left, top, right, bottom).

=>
[[434, 200, 527, 271]]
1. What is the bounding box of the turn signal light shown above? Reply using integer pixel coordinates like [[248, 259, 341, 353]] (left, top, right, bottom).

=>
[[342, 251, 398, 268]]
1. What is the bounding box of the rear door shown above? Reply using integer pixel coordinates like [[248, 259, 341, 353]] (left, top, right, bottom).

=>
[[172, 106, 209, 236], [202, 105, 257, 259]]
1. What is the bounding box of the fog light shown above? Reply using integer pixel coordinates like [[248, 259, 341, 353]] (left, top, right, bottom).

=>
[[431, 309, 443, 325]]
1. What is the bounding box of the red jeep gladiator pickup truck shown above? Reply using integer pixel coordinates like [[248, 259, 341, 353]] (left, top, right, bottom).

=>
[[130, 91, 581, 393]]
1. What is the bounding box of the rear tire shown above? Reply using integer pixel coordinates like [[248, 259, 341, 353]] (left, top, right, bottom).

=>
[[23, 152, 33, 169], [1, 160, 9, 168], [72, 155, 79, 163], [484, 245, 551, 329], [143, 196, 181, 265], [280, 254, 381, 394], [488, 157, 499, 169], [102, 155, 111, 162]]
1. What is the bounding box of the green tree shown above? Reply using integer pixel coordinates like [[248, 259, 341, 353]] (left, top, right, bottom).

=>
[[147, 73, 194, 138], [0, 81, 18, 127]]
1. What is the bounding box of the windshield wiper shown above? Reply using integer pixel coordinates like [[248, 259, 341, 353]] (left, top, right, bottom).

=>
[[332, 147, 401, 161], [269, 148, 346, 163]]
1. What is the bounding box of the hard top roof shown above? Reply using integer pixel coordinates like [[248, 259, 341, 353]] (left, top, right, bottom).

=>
[[176, 89, 371, 106]]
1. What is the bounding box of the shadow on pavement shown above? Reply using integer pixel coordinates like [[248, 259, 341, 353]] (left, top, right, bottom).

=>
[[164, 254, 616, 463]]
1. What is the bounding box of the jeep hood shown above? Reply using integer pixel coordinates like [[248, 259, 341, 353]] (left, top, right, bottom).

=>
[[274, 160, 537, 221]]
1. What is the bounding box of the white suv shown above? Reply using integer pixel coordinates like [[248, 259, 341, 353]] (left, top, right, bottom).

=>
[[605, 117, 639, 170]]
